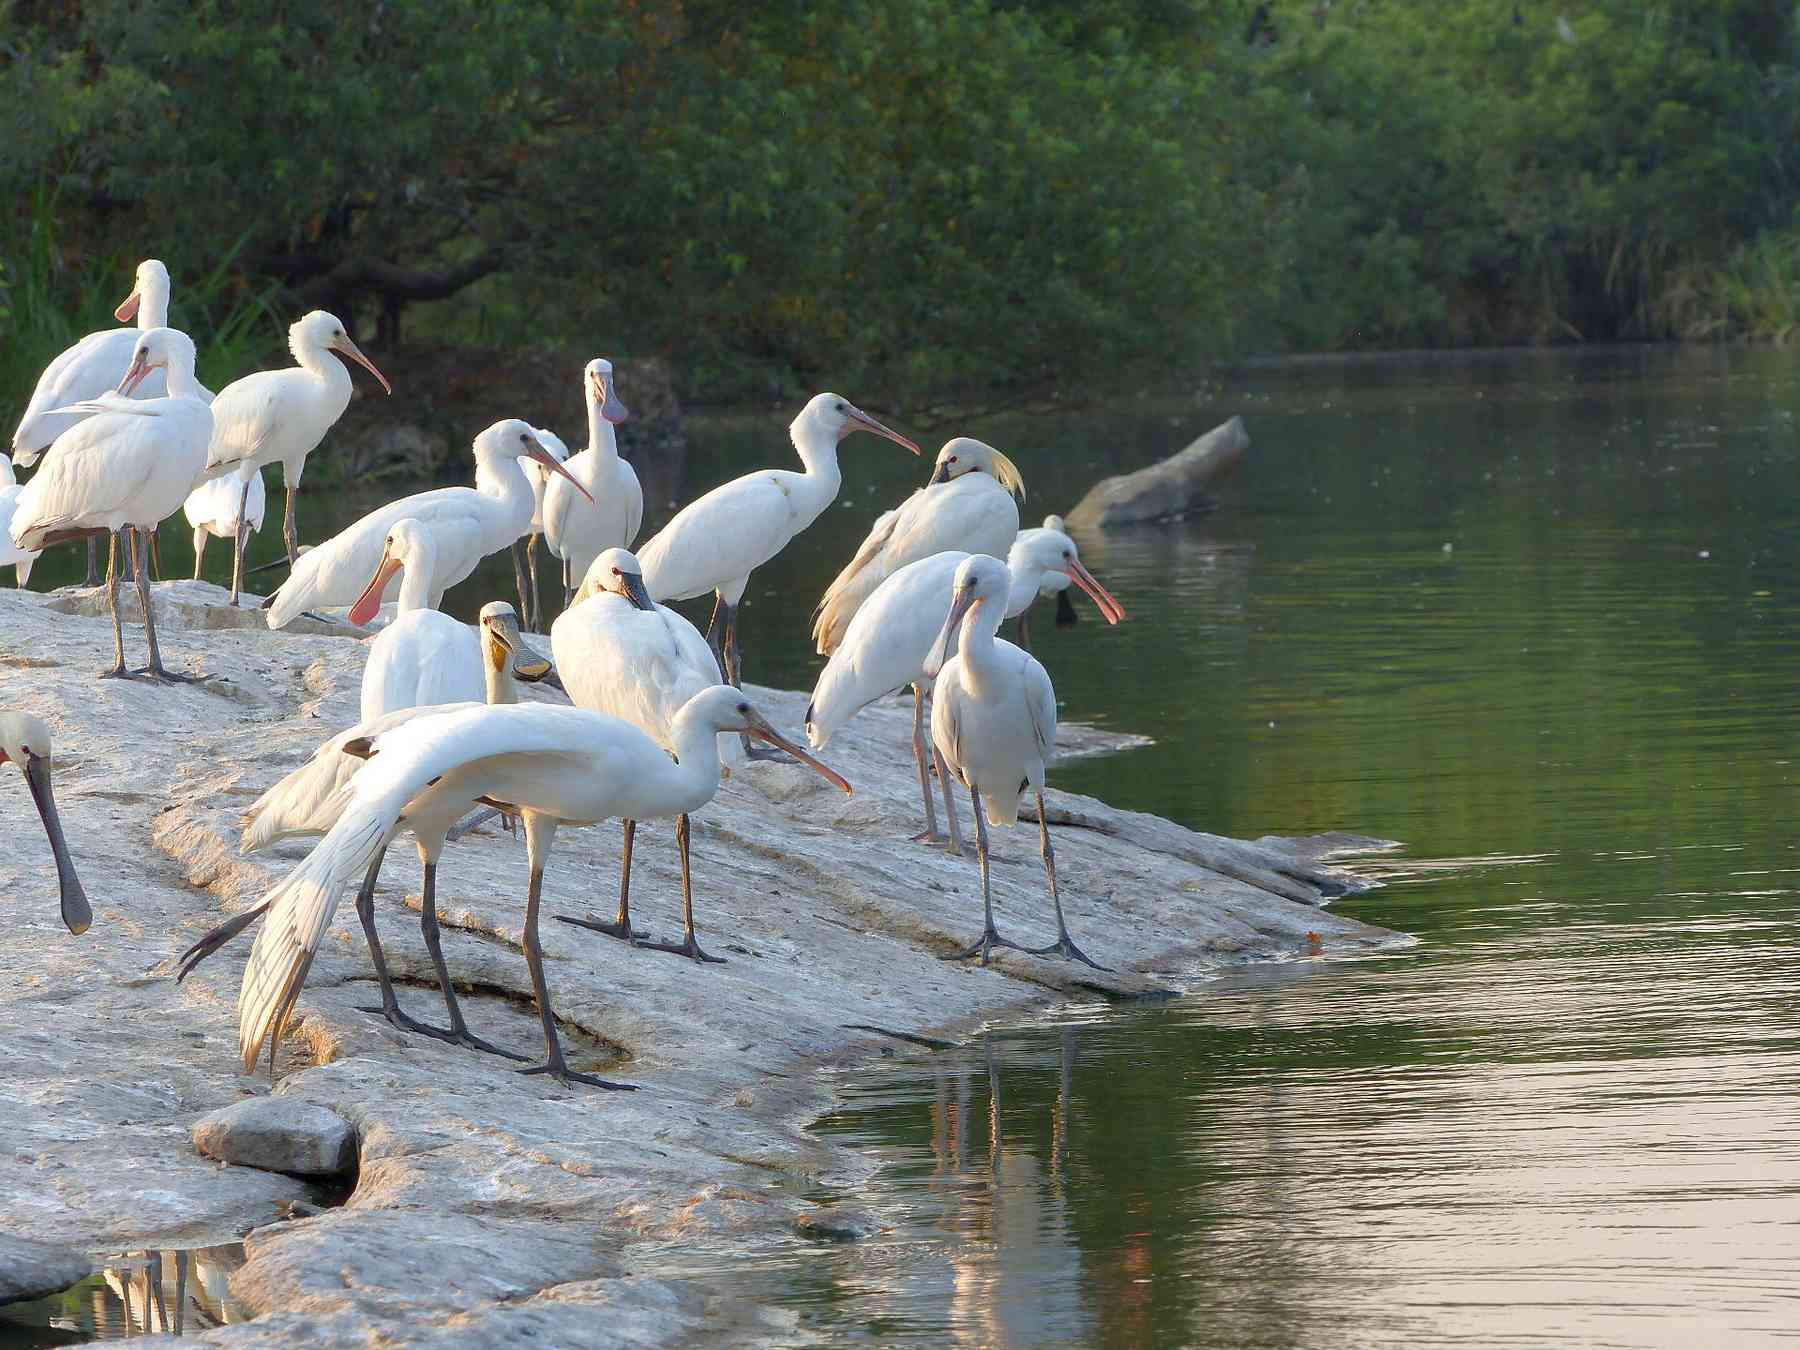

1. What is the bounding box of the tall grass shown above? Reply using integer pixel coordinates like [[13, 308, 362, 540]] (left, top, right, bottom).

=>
[[0, 189, 287, 435]]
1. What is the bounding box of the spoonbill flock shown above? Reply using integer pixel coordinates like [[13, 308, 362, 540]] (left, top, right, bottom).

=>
[[4, 258, 1130, 1088]]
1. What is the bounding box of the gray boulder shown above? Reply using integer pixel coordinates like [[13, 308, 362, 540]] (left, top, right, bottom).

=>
[[0, 1233, 92, 1306], [192, 1097, 357, 1179], [1066, 415, 1248, 529]]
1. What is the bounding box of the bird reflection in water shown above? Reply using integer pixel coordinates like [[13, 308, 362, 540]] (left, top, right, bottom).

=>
[[0, 1242, 247, 1343]]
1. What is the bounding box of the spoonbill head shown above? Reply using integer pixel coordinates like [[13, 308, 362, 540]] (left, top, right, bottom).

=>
[[479, 600, 551, 682], [585, 359, 630, 425], [798, 392, 921, 455], [578, 546, 658, 610], [113, 259, 172, 325], [926, 553, 1012, 678], [117, 325, 202, 396], [928, 437, 1024, 494], [1008, 528, 1126, 625], [291, 309, 393, 395], [0, 712, 90, 935], [348, 516, 440, 626], [486, 419, 591, 498]]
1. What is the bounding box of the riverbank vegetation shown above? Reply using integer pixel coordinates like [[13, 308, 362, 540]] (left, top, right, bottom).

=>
[[3, 0, 1797, 416]]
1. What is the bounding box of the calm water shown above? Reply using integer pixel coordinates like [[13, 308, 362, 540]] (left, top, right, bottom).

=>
[[13, 347, 1800, 1345]]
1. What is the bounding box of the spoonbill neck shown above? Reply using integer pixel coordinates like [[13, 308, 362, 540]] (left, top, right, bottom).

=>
[[956, 593, 1010, 694], [472, 449, 537, 536], [137, 279, 171, 331], [786, 421, 845, 516], [484, 642, 520, 705], [163, 361, 208, 402], [1003, 561, 1044, 618], [585, 398, 621, 465], [665, 709, 730, 806], [292, 333, 355, 390], [394, 551, 436, 614]]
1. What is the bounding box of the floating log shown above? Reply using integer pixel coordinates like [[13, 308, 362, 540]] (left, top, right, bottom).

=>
[[1066, 415, 1248, 529]]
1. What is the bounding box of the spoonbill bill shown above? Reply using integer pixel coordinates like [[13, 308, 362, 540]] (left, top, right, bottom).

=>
[[225, 689, 850, 1084], [179, 602, 551, 1056], [1014, 514, 1081, 646], [636, 393, 919, 692], [514, 426, 569, 631], [812, 437, 1025, 655], [184, 467, 266, 581], [926, 555, 1105, 970], [202, 310, 391, 602], [10, 260, 180, 464], [1, 712, 90, 935], [550, 547, 749, 960], [266, 420, 590, 629], [10, 328, 213, 681], [0, 455, 40, 586], [541, 359, 639, 612], [352, 518, 494, 722], [805, 527, 1123, 851]]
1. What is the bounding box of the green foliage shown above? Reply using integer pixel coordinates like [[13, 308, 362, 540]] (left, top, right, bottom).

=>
[[2, 0, 1797, 406]]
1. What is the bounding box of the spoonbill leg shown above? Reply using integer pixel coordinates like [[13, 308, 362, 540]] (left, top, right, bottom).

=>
[[282, 476, 300, 564], [931, 743, 969, 857], [907, 683, 942, 845], [637, 812, 725, 964], [525, 534, 544, 632], [515, 813, 637, 1089], [1015, 607, 1032, 651], [229, 473, 253, 606], [84, 537, 99, 588], [510, 539, 531, 632], [555, 818, 649, 942], [1023, 788, 1107, 970], [1055, 589, 1078, 626], [413, 860, 530, 1060], [939, 784, 1027, 967], [100, 530, 129, 679], [132, 525, 196, 683], [191, 527, 208, 580]]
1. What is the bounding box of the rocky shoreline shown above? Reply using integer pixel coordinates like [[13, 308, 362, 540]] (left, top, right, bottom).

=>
[[0, 581, 1401, 1345]]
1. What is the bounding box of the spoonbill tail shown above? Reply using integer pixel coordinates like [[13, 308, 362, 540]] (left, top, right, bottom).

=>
[[542, 359, 640, 614], [180, 603, 551, 1056], [926, 555, 1106, 970], [353, 518, 496, 722], [184, 467, 266, 581], [514, 426, 569, 631], [224, 689, 850, 1084], [266, 420, 590, 629], [636, 393, 918, 692], [550, 547, 748, 960], [10, 260, 181, 465], [202, 310, 391, 602], [10, 328, 212, 681], [805, 527, 1123, 851], [1014, 514, 1082, 646], [813, 437, 1025, 656], [0, 455, 40, 586], [1, 712, 90, 935]]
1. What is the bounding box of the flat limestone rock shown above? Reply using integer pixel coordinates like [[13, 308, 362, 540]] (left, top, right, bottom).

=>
[[0, 584, 1405, 1345], [0, 1232, 92, 1306], [193, 1097, 357, 1178], [1066, 415, 1249, 529]]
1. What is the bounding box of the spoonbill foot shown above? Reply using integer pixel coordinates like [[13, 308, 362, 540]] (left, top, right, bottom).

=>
[[99, 663, 132, 680], [358, 1003, 531, 1060], [939, 928, 1027, 967], [639, 931, 726, 964], [1026, 935, 1111, 971], [518, 1058, 637, 1091], [131, 665, 206, 685], [553, 913, 649, 943], [909, 828, 977, 858]]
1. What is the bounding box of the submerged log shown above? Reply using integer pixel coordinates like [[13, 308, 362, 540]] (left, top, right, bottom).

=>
[[1066, 415, 1248, 529]]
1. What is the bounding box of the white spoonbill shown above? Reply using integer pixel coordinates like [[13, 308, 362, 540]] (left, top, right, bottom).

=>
[[203, 310, 391, 602], [10, 260, 178, 464], [266, 420, 591, 629], [637, 393, 919, 689], [351, 518, 490, 722], [1, 712, 91, 935], [179, 603, 551, 1057], [926, 554, 1105, 970], [1014, 513, 1081, 645], [221, 690, 850, 1083], [541, 359, 639, 612], [0, 455, 40, 586], [550, 547, 745, 960], [10, 328, 213, 681], [183, 467, 266, 581], [812, 437, 1025, 656], [805, 527, 1123, 851], [513, 425, 569, 631]]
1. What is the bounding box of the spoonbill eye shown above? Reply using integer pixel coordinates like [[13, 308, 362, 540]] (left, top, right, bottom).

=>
[[737, 702, 749, 715], [948, 455, 958, 464]]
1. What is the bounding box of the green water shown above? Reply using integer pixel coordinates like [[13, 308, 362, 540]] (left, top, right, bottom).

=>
[[14, 346, 1799, 1345]]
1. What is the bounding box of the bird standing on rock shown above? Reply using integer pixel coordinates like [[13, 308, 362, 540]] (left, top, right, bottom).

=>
[[201, 310, 392, 604], [542, 359, 640, 616], [551, 547, 747, 960], [636, 393, 919, 702], [926, 554, 1105, 970], [223, 690, 851, 1085], [812, 436, 1025, 657], [266, 420, 590, 629], [10, 328, 213, 681], [0, 712, 90, 936]]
